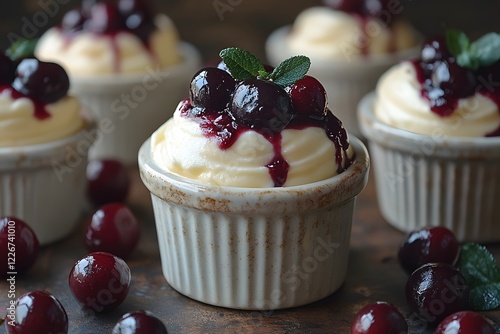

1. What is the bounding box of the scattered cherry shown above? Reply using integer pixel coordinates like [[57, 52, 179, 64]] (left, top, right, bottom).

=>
[[68, 252, 131, 313], [398, 226, 460, 275], [85, 203, 140, 260], [12, 58, 70, 103], [351, 301, 407, 334], [4, 290, 68, 334], [112, 310, 168, 334], [231, 79, 294, 132], [286, 75, 327, 116], [190, 68, 236, 111], [435, 311, 496, 334], [86, 159, 130, 207], [406, 263, 468, 326], [0, 217, 39, 277], [0, 53, 16, 85]]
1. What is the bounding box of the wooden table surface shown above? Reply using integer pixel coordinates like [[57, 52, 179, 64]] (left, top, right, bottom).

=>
[[0, 166, 499, 334]]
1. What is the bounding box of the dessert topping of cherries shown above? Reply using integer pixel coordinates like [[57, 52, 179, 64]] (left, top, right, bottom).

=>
[[0, 41, 71, 120], [184, 47, 353, 187], [323, 0, 391, 18], [413, 30, 500, 124], [61, 0, 156, 46]]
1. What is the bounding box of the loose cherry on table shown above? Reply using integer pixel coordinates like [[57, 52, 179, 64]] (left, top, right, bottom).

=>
[[351, 301, 408, 334], [86, 159, 130, 206], [112, 310, 168, 334], [68, 252, 131, 313], [0, 217, 39, 277], [85, 203, 140, 260], [405, 263, 468, 326], [4, 290, 68, 334], [398, 226, 460, 275], [434, 311, 496, 334]]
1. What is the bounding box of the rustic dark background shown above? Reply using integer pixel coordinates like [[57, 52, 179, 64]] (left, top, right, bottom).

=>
[[0, 0, 498, 63]]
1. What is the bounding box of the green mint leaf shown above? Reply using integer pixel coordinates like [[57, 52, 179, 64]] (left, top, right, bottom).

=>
[[458, 242, 500, 311], [219, 47, 265, 81], [446, 29, 474, 69], [468, 283, 500, 311], [6, 38, 38, 61], [470, 32, 500, 67], [269, 55, 311, 87]]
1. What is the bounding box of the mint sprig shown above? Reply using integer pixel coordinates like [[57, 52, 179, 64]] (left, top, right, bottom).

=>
[[6, 38, 38, 61], [458, 242, 500, 311], [219, 47, 311, 87], [446, 29, 500, 70]]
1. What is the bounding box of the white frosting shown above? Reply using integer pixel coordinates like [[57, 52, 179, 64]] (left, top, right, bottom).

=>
[[35, 15, 181, 76], [0, 89, 85, 147], [286, 7, 418, 62], [374, 61, 500, 137], [151, 103, 353, 188]]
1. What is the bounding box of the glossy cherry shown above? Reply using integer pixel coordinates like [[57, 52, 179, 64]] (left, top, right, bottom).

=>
[[286, 75, 327, 116], [190, 67, 236, 110], [406, 263, 468, 326], [420, 36, 451, 63], [112, 310, 168, 334], [323, 0, 365, 15], [398, 226, 460, 275], [86, 159, 130, 206], [85, 2, 125, 34], [351, 301, 408, 334], [68, 252, 131, 313], [435, 311, 496, 334], [0, 217, 39, 277], [0, 53, 16, 85], [12, 58, 70, 103], [4, 290, 68, 334], [364, 0, 390, 17], [85, 203, 140, 260], [61, 8, 86, 33], [430, 60, 477, 97], [231, 79, 294, 132]]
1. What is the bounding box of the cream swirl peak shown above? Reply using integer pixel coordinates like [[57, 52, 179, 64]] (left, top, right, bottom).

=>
[[152, 48, 354, 187]]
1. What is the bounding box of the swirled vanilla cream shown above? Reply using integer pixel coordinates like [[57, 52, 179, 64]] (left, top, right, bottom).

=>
[[286, 6, 419, 62], [0, 89, 85, 147], [374, 61, 500, 137], [35, 1, 181, 76]]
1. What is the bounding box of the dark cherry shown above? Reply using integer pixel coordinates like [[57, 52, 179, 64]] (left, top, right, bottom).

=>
[[421, 36, 451, 63], [85, 2, 125, 34], [0, 217, 39, 277], [4, 290, 68, 334], [435, 311, 496, 334], [231, 79, 294, 132], [364, 0, 390, 17], [430, 60, 477, 97], [398, 226, 460, 275], [112, 310, 168, 334], [61, 8, 85, 33], [68, 252, 131, 313], [85, 203, 140, 260], [286, 75, 327, 116], [86, 159, 130, 206], [0, 53, 16, 85], [351, 301, 408, 334], [118, 0, 152, 17], [190, 67, 236, 110], [323, 0, 365, 15], [406, 263, 468, 326], [216, 60, 230, 74], [12, 58, 70, 104]]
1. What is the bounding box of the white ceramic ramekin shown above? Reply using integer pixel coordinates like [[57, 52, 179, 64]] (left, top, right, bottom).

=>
[[70, 42, 201, 164], [265, 26, 421, 139], [0, 123, 95, 245], [358, 92, 500, 242], [139, 135, 369, 310]]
